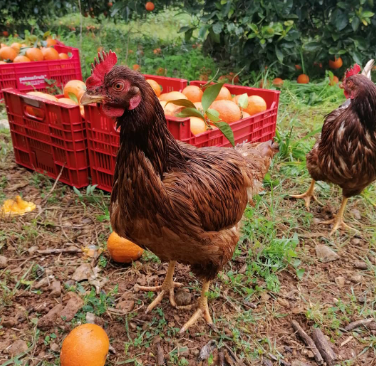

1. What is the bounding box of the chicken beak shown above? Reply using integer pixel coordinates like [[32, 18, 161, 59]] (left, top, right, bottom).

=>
[[80, 92, 105, 106]]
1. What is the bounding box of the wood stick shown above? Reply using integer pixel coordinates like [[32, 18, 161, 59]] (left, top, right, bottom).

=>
[[291, 320, 324, 365], [36, 248, 82, 254], [157, 343, 165, 365], [312, 328, 337, 366], [345, 318, 374, 331]]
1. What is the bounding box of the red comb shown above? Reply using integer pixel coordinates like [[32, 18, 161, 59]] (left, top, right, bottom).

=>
[[86, 50, 117, 88], [345, 64, 361, 78]]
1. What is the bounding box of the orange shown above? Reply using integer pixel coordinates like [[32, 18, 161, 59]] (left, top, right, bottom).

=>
[[182, 85, 203, 103], [27, 92, 59, 102], [10, 43, 21, 51], [209, 100, 241, 123], [153, 48, 161, 55], [2, 31, 9, 37], [42, 47, 59, 60], [159, 91, 187, 101], [259, 80, 269, 88], [297, 74, 309, 84], [215, 86, 232, 101], [0, 47, 18, 61], [97, 46, 104, 53], [0, 61, 7, 64], [242, 111, 251, 118], [272, 78, 284, 87], [1, 44, 7, 48], [160, 101, 184, 117], [329, 75, 339, 86], [13, 55, 31, 63], [60, 324, 109, 366], [145, 1, 155, 11], [63, 80, 86, 102], [190, 117, 206, 135], [46, 38, 57, 47], [132, 64, 141, 71], [107, 232, 143, 263], [25, 48, 43, 62], [146, 79, 162, 97], [59, 53, 69, 59], [59, 98, 78, 105], [329, 57, 343, 70], [245, 96, 267, 116], [295, 65, 302, 70]]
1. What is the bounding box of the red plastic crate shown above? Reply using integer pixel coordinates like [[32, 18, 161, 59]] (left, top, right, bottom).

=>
[[85, 78, 279, 192], [3, 88, 89, 188], [0, 42, 82, 101]]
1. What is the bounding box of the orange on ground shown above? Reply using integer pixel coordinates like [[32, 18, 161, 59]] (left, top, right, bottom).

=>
[[59, 53, 69, 59], [13, 55, 31, 63], [46, 38, 57, 47], [42, 47, 59, 60], [297, 74, 309, 84], [145, 1, 155, 11], [0, 47, 18, 61], [209, 100, 241, 123], [182, 85, 203, 103], [146, 79, 162, 97], [159, 91, 187, 102], [59, 98, 78, 105], [107, 232, 143, 263], [272, 78, 284, 87], [60, 324, 109, 366], [63, 80, 86, 102], [10, 43, 21, 51], [25, 48, 43, 62], [190, 117, 206, 135], [329, 57, 343, 70], [27, 92, 59, 102], [329, 75, 339, 86], [244, 95, 267, 116], [132, 64, 141, 71], [215, 86, 232, 101]]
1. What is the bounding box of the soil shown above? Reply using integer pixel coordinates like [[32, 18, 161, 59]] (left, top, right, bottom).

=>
[[1, 130, 376, 366]]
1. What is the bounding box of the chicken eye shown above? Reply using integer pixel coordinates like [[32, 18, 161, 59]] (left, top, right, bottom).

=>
[[113, 82, 124, 91]]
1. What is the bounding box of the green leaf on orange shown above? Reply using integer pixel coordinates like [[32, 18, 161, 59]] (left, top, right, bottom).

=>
[[237, 93, 249, 109], [165, 99, 196, 109], [212, 121, 235, 146], [201, 82, 224, 112], [177, 108, 205, 120]]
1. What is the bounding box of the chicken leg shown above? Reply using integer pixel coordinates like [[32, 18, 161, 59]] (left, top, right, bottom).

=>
[[290, 180, 323, 210], [134, 261, 183, 313], [179, 280, 213, 333], [319, 197, 358, 236]]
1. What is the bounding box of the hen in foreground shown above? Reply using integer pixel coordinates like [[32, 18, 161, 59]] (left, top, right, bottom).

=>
[[81, 51, 278, 332], [291, 62, 376, 235]]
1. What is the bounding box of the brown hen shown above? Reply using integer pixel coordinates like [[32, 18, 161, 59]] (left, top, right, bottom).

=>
[[292, 62, 376, 235], [81, 51, 278, 332]]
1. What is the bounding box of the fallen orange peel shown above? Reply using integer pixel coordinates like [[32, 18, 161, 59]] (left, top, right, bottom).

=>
[[1, 195, 36, 216]]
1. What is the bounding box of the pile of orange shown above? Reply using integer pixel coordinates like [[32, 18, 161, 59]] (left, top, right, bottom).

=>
[[25, 80, 86, 118], [0, 37, 69, 63], [147, 82, 267, 136]]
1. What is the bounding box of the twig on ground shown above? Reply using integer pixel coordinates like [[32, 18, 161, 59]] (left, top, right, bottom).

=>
[[36, 248, 82, 254], [345, 318, 375, 331], [312, 328, 337, 366], [40, 164, 65, 205], [291, 320, 323, 365]]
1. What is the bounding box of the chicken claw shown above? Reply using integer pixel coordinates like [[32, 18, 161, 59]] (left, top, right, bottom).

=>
[[179, 280, 213, 333], [319, 197, 358, 236], [134, 261, 183, 313], [290, 180, 323, 211]]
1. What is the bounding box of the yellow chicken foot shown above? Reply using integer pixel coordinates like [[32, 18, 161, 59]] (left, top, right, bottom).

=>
[[319, 197, 358, 236], [134, 261, 183, 313], [179, 280, 213, 333], [290, 180, 323, 211]]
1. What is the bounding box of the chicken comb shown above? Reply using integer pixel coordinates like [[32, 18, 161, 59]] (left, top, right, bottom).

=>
[[86, 50, 117, 88], [345, 64, 361, 78]]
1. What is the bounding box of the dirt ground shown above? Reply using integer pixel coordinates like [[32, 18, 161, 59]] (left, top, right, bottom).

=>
[[1, 128, 376, 366]]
